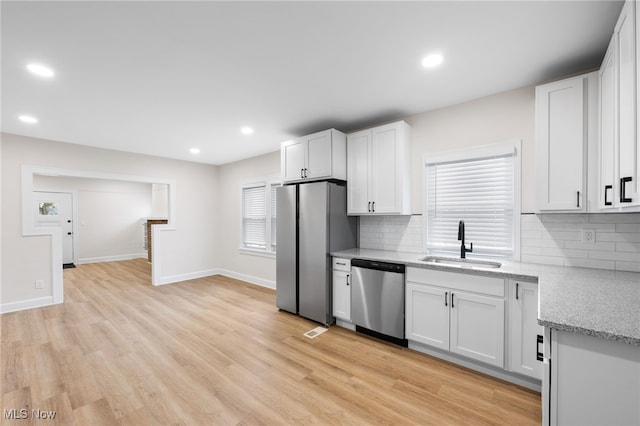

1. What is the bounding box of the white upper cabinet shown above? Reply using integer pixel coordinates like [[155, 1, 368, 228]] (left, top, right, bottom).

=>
[[535, 72, 598, 212], [281, 129, 346, 183], [599, 0, 639, 211], [346, 121, 411, 215]]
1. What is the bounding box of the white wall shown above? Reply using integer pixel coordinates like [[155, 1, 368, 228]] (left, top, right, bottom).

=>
[[1, 133, 219, 310], [405, 85, 535, 214], [216, 151, 280, 287], [33, 175, 152, 263]]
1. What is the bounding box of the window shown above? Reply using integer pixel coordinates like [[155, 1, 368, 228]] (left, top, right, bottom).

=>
[[241, 177, 279, 255], [424, 141, 521, 259]]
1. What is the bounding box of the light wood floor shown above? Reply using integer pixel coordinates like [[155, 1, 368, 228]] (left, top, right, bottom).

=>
[[1, 259, 541, 425]]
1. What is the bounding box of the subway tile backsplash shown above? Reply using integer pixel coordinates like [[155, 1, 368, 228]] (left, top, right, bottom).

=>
[[359, 213, 640, 272], [520, 213, 640, 272], [359, 215, 423, 253]]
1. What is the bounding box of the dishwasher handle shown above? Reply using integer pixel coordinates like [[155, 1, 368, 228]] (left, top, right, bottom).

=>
[[351, 258, 405, 274]]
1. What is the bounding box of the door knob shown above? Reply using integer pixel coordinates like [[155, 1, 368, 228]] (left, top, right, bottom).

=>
[[67, 232, 72, 235], [67, 220, 72, 223]]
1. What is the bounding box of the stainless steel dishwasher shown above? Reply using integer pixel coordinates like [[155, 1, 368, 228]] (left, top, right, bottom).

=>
[[350, 259, 407, 346]]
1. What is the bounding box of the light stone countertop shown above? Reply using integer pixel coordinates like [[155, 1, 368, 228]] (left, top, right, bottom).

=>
[[332, 248, 640, 346]]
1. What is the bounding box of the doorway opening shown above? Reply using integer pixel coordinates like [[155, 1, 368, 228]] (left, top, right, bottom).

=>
[[21, 165, 176, 306]]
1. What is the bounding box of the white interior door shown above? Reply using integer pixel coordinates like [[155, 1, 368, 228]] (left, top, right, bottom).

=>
[[34, 191, 75, 265]]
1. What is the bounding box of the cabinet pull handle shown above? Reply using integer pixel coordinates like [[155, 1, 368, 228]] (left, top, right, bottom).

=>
[[444, 291, 448, 307], [304, 168, 308, 178], [576, 191, 580, 208], [604, 185, 613, 206], [516, 283, 519, 300], [620, 177, 632, 203], [346, 274, 350, 286], [300, 168, 304, 179], [336, 262, 346, 266], [368, 201, 371, 212], [536, 335, 544, 361], [372, 201, 375, 212], [451, 292, 455, 308]]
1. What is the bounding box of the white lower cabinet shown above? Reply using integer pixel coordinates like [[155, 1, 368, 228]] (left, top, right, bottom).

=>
[[332, 258, 351, 321], [508, 280, 543, 379], [450, 291, 504, 367], [406, 268, 505, 368], [545, 329, 640, 426]]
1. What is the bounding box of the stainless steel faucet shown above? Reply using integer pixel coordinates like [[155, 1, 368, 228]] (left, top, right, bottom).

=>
[[458, 220, 473, 259]]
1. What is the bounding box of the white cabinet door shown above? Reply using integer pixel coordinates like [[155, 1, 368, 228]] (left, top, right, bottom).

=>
[[346, 121, 411, 216], [617, 0, 638, 207], [332, 269, 351, 321], [509, 281, 543, 379], [281, 139, 307, 182], [371, 123, 401, 214], [307, 130, 333, 180], [600, 39, 618, 209], [406, 282, 450, 351], [536, 76, 586, 211], [549, 330, 640, 426], [450, 291, 505, 368], [347, 130, 371, 215]]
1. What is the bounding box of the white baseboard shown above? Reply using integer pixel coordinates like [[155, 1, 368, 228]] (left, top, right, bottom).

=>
[[0, 267, 274, 313], [408, 340, 542, 392], [153, 268, 220, 286], [0, 296, 56, 314], [215, 269, 276, 290], [77, 253, 147, 264]]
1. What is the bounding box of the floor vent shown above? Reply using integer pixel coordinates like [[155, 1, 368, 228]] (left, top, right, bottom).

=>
[[304, 326, 328, 339], [63, 263, 76, 269]]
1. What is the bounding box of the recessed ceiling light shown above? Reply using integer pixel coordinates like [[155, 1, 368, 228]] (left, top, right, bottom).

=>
[[240, 126, 254, 135], [189, 147, 201, 155], [422, 53, 444, 68], [27, 63, 55, 78], [19, 115, 38, 124]]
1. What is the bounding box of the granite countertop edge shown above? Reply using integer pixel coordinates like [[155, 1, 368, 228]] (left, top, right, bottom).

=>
[[332, 248, 640, 347]]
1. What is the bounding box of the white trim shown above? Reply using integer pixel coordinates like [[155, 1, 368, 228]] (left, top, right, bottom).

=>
[[152, 268, 276, 290], [21, 165, 177, 303], [422, 139, 522, 261], [33, 188, 80, 264], [239, 174, 280, 255], [153, 268, 220, 286], [238, 247, 276, 258], [408, 340, 541, 392], [216, 269, 276, 290], [76, 253, 147, 265], [0, 296, 56, 314]]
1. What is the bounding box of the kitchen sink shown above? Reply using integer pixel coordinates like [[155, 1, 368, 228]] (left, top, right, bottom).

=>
[[419, 256, 502, 269]]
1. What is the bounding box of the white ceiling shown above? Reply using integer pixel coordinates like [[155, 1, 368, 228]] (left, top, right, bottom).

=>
[[1, 1, 624, 165]]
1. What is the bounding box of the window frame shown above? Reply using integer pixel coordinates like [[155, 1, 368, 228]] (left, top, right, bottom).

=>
[[422, 140, 521, 261], [239, 175, 280, 258]]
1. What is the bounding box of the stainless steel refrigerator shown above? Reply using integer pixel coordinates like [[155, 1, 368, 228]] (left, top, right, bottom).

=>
[[276, 181, 357, 325]]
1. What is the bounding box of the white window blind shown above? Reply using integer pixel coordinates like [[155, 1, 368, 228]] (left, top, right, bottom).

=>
[[270, 182, 278, 250], [242, 184, 267, 249], [426, 152, 515, 258]]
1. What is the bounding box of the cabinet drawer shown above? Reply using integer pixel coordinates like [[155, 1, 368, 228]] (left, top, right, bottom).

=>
[[332, 257, 351, 272], [407, 267, 504, 297]]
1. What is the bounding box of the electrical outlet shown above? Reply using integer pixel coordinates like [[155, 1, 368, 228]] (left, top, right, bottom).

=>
[[582, 229, 596, 244], [35, 280, 44, 289]]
